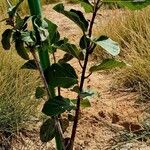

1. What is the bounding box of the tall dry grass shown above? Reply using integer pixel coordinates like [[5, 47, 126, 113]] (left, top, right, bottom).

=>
[[94, 7, 150, 100], [0, 43, 41, 134]]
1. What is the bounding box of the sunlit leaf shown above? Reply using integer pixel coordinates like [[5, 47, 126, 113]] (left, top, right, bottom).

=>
[[93, 35, 120, 56], [21, 31, 36, 46], [77, 0, 94, 13], [80, 91, 95, 98], [71, 98, 91, 108], [34, 18, 49, 42]]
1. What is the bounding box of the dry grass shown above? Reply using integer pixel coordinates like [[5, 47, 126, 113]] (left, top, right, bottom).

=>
[[94, 7, 150, 100], [0, 45, 41, 135]]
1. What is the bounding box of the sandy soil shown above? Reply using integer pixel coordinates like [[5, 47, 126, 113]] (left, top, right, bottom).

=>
[[10, 3, 150, 150]]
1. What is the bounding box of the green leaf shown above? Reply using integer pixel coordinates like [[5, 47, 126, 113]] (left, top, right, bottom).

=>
[[13, 31, 29, 60], [21, 60, 37, 70], [81, 98, 91, 108], [71, 98, 91, 108], [44, 63, 78, 88], [35, 87, 46, 99], [77, 0, 94, 13], [56, 42, 84, 60], [15, 40, 29, 60], [34, 18, 49, 42], [44, 18, 59, 44], [21, 31, 36, 46], [58, 53, 74, 63], [71, 85, 80, 94], [80, 91, 95, 98], [40, 118, 55, 142], [1, 29, 12, 50], [117, 0, 150, 10], [93, 35, 120, 56], [15, 15, 24, 30], [79, 34, 90, 49], [42, 96, 76, 117], [89, 59, 126, 72], [53, 3, 88, 32], [15, 16, 31, 31]]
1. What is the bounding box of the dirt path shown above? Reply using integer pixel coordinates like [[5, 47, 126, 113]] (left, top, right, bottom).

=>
[[13, 3, 150, 150]]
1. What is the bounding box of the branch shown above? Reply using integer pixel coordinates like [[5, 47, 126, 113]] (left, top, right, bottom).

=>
[[68, 1, 102, 149], [78, 60, 83, 68], [84, 72, 92, 79]]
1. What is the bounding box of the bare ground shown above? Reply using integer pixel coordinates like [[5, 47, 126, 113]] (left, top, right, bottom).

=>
[[11, 3, 150, 150]]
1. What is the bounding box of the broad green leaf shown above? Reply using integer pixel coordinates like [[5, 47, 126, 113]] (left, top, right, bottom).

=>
[[117, 0, 150, 10], [89, 59, 126, 72], [42, 96, 76, 116], [93, 35, 120, 56], [40, 118, 55, 142], [15, 40, 29, 60], [13, 31, 29, 60], [44, 63, 78, 88], [71, 98, 91, 108], [21, 60, 37, 70], [1, 29, 12, 50], [79, 34, 90, 49], [35, 87, 46, 99], [77, 0, 94, 13], [56, 42, 84, 60], [53, 3, 88, 32]]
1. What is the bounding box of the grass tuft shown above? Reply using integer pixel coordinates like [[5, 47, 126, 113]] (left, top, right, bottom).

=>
[[0, 49, 41, 135]]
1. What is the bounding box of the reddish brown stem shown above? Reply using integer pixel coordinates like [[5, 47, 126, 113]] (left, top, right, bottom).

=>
[[68, 1, 101, 149]]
